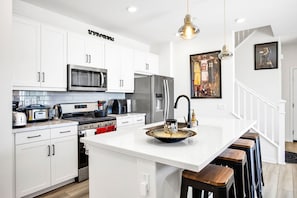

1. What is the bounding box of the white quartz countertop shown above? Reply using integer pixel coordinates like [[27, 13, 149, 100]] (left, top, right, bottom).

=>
[[13, 119, 78, 133], [82, 117, 256, 172]]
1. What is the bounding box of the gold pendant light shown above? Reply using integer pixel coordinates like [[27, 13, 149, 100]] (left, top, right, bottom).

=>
[[218, 0, 233, 59], [177, 0, 200, 40]]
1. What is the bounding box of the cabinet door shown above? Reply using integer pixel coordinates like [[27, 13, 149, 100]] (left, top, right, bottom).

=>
[[121, 46, 134, 92], [85, 38, 105, 68], [147, 53, 159, 74], [51, 135, 78, 185], [15, 140, 51, 198], [41, 25, 67, 90], [133, 50, 146, 72], [12, 16, 41, 88], [67, 32, 86, 65], [105, 43, 122, 92]]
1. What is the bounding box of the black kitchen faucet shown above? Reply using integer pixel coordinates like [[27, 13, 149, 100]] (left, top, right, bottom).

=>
[[174, 95, 192, 128]]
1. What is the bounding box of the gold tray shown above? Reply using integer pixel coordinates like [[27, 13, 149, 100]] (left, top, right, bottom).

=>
[[146, 128, 196, 143]]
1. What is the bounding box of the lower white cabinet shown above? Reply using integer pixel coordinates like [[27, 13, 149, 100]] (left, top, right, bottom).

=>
[[15, 125, 78, 198], [115, 114, 146, 128]]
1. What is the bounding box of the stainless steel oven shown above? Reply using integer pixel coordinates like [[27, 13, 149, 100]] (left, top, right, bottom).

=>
[[67, 64, 107, 91], [60, 102, 116, 182]]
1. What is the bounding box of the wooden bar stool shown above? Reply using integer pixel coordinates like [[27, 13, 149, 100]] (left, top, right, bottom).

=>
[[229, 139, 262, 198], [180, 164, 237, 198], [212, 148, 251, 198], [241, 130, 264, 186]]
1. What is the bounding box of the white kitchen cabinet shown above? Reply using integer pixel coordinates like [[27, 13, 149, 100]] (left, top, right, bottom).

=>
[[15, 129, 51, 198], [67, 32, 105, 68], [105, 43, 134, 93], [15, 125, 78, 198], [12, 16, 41, 88], [41, 25, 67, 89], [114, 114, 146, 128], [12, 16, 67, 91], [134, 50, 159, 75]]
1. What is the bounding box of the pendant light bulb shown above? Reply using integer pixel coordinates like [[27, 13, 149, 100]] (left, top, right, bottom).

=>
[[219, 0, 233, 59], [177, 0, 200, 40]]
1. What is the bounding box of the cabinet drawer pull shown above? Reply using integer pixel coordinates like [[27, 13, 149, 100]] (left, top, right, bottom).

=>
[[52, 144, 55, 156], [42, 72, 45, 82], [48, 145, 51, 156], [89, 55, 91, 63], [60, 130, 71, 134], [136, 119, 143, 122], [122, 121, 129, 124], [37, 72, 41, 82], [27, 135, 41, 139]]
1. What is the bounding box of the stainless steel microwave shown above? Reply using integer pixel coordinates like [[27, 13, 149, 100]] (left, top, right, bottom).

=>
[[67, 64, 107, 91]]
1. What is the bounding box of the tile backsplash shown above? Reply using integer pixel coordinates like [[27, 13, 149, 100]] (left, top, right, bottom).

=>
[[13, 90, 125, 108]]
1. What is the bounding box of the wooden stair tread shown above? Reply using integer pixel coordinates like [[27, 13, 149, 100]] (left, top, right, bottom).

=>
[[231, 138, 255, 148], [182, 164, 234, 187], [241, 132, 259, 140], [217, 148, 246, 162]]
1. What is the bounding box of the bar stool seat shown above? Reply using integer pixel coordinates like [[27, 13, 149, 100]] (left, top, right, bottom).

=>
[[212, 148, 251, 198], [180, 164, 237, 198], [230, 139, 262, 198], [241, 131, 264, 186]]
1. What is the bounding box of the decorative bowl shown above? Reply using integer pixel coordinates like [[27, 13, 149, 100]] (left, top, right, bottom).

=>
[[145, 128, 196, 143]]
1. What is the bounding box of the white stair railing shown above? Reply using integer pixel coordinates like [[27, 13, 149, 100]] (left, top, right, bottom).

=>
[[233, 79, 286, 163]]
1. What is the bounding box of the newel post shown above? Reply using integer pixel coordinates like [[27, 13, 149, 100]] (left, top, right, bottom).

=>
[[278, 100, 286, 164]]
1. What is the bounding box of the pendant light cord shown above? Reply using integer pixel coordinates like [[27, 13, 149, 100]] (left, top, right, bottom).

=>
[[224, 0, 226, 44], [187, 0, 189, 14]]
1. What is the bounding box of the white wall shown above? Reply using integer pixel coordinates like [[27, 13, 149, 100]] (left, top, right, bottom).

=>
[[170, 36, 235, 119], [235, 28, 282, 104], [0, 0, 14, 197], [281, 42, 297, 141], [13, 0, 150, 51]]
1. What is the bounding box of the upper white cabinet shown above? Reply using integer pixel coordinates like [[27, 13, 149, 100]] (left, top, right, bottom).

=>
[[12, 16, 67, 91], [134, 50, 159, 75], [67, 32, 105, 68], [105, 43, 134, 93]]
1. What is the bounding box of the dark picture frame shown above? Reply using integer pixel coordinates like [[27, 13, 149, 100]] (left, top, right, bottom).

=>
[[189, 50, 222, 98], [254, 41, 278, 70]]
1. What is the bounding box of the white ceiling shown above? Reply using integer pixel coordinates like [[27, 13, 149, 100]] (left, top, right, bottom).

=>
[[21, 0, 297, 46]]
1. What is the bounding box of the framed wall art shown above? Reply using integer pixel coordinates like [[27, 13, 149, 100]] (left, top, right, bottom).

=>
[[254, 41, 278, 70], [189, 50, 222, 98]]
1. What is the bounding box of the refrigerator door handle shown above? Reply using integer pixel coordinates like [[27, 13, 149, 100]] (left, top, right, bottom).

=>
[[163, 79, 168, 120], [165, 79, 170, 119]]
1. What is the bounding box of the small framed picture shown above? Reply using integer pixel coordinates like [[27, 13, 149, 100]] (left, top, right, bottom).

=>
[[254, 41, 278, 70], [189, 51, 221, 98]]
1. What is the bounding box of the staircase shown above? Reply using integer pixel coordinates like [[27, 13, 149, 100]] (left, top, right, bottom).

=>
[[233, 80, 286, 164]]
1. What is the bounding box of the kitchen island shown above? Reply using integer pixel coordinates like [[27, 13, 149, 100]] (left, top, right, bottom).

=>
[[81, 117, 256, 198]]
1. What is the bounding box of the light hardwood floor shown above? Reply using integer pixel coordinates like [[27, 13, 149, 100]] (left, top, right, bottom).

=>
[[38, 162, 297, 198]]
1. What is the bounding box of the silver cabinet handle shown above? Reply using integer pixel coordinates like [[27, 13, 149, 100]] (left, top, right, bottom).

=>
[[52, 144, 55, 156], [60, 130, 71, 134], [122, 80, 124, 87], [89, 55, 91, 63], [37, 72, 41, 82], [27, 134, 41, 139], [42, 72, 45, 82], [86, 54, 89, 63], [48, 145, 51, 156], [145, 63, 149, 70], [122, 121, 129, 124]]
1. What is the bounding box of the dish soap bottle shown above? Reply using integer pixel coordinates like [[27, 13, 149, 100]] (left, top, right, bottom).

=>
[[191, 109, 198, 127]]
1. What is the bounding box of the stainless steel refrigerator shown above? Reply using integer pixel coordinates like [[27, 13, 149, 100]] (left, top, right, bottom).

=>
[[126, 75, 174, 124]]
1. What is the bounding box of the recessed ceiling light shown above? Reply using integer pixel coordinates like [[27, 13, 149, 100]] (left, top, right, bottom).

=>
[[235, 18, 245, 23], [127, 6, 138, 13]]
